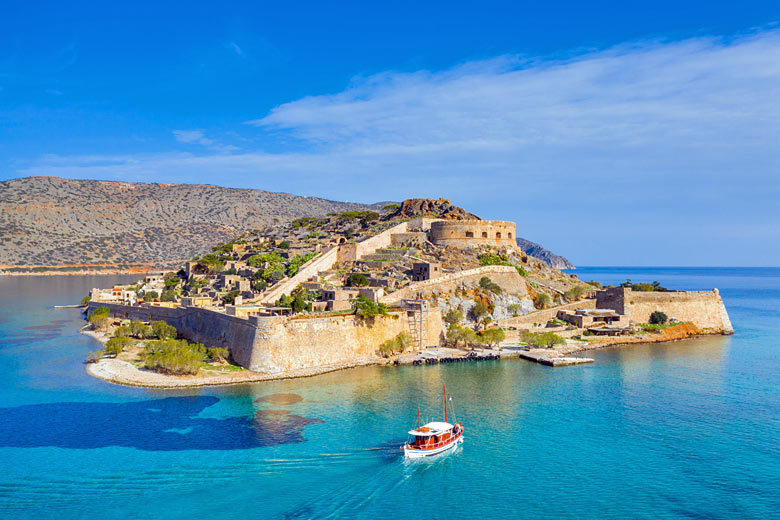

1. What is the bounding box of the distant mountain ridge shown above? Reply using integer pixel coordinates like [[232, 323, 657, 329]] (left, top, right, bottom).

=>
[[0, 177, 573, 271], [516, 237, 575, 269], [0, 177, 381, 266]]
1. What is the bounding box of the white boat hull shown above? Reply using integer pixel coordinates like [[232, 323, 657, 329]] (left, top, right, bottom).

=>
[[403, 436, 463, 459]]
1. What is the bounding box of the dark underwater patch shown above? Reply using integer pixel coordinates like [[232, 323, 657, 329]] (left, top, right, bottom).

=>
[[0, 396, 322, 451], [254, 409, 324, 445], [22, 319, 71, 332]]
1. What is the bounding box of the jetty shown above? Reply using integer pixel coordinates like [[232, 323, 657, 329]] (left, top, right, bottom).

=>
[[396, 345, 593, 367]]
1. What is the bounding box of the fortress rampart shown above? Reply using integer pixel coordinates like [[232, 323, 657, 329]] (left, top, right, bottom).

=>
[[596, 287, 733, 333], [261, 221, 410, 303], [88, 301, 443, 374], [429, 220, 517, 248], [337, 221, 409, 262]]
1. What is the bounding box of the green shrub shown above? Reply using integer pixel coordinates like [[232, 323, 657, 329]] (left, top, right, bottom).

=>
[[164, 277, 180, 289], [113, 325, 132, 338], [479, 252, 527, 277], [278, 241, 291, 249], [346, 273, 369, 287], [478, 328, 506, 347], [620, 279, 668, 292], [253, 280, 268, 292], [286, 252, 317, 276], [104, 336, 133, 357], [141, 339, 206, 375], [292, 295, 306, 314], [130, 320, 152, 339], [143, 290, 159, 302], [521, 332, 565, 348], [160, 289, 177, 302], [533, 293, 551, 309], [89, 306, 110, 318], [87, 307, 110, 330], [378, 331, 414, 356], [446, 323, 477, 348], [340, 210, 379, 222], [470, 301, 490, 322], [564, 285, 586, 302], [247, 252, 285, 269], [353, 295, 388, 318], [222, 290, 241, 305], [80, 295, 91, 306], [649, 311, 669, 325], [151, 320, 177, 340], [508, 304, 523, 316], [265, 269, 286, 283], [444, 308, 464, 325], [207, 347, 229, 363], [479, 276, 502, 294]]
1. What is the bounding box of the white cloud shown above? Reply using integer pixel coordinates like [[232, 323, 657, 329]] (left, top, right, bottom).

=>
[[172, 129, 239, 153], [16, 29, 780, 265]]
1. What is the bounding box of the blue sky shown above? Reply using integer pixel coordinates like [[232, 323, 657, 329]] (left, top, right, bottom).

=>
[[2, 1, 780, 266]]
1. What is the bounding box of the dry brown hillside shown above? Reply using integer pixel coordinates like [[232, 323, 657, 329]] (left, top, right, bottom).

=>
[[0, 177, 383, 266]]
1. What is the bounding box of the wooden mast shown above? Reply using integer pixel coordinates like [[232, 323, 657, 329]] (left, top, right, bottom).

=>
[[443, 384, 448, 423], [417, 406, 421, 429]]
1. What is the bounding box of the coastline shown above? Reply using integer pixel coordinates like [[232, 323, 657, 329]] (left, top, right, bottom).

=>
[[2, 269, 164, 277], [81, 323, 722, 389]]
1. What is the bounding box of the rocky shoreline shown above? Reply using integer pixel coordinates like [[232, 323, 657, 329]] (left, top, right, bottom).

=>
[[81, 323, 720, 389]]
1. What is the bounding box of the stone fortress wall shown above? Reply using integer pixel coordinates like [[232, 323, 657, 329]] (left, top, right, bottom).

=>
[[87, 213, 733, 378], [88, 301, 443, 374], [337, 221, 410, 263], [596, 287, 733, 333], [381, 265, 528, 305], [87, 302, 261, 369], [259, 247, 338, 304], [246, 310, 442, 374], [261, 221, 410, 304], [429, 220, 517, 249]]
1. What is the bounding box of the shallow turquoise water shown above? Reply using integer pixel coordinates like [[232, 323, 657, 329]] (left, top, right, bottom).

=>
[[0, 268, 778, 519]]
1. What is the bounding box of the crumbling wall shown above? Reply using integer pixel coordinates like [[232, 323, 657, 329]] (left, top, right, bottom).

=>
[[260, 247, 338, 304], [381, 265, 528, 305], [507, 299, 597, 328]]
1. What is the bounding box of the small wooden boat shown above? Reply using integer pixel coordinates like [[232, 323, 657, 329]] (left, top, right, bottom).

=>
[[403, 384, 464, 459]]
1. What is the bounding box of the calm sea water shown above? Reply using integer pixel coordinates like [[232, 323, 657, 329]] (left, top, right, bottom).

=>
[[0, 268, 778, 519]]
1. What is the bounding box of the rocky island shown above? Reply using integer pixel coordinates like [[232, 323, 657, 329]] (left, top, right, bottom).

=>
[[81, 198, 733, 387]]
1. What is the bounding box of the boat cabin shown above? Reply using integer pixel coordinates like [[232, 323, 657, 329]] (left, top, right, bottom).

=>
[[407, 422, 457, 449]]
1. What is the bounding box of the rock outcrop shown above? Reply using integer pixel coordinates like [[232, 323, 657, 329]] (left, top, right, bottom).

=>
[[384, 198, 479, 221], [516, 238, 575, 269]]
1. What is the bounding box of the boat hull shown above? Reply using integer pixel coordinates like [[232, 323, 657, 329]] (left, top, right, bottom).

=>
[[403, 435, 463, 459]]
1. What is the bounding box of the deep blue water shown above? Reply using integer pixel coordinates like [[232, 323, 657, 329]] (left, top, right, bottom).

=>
[[0, 268, 778, 519]]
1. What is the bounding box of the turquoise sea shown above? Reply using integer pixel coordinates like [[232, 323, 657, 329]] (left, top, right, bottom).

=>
[[0, 267, 778, 519]]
